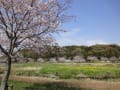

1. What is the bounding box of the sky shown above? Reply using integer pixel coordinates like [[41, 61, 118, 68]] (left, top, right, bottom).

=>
[[55, 0, 120, 46]]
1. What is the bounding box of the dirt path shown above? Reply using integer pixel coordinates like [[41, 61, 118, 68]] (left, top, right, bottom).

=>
[[9, 75, 120, 90]]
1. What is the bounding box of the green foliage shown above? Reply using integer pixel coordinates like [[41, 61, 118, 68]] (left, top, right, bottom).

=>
[[61, 45, 120, 59], [88, 45, 120, 58], [20, 49, 39, 61], [19, 45, 120, 61], [0, 68, 4, 74]]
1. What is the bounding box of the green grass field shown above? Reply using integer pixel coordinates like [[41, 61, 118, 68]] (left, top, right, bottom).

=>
[[11, 63, 120, 79], [1, 62, 120, 90]]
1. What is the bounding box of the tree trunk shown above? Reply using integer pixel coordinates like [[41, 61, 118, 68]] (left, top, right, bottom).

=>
[[0, 57, 11, 90]]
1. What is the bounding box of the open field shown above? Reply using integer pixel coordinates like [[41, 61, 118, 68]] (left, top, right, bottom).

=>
[[1, 62, 120, 90], [11, 63, 120, 79]]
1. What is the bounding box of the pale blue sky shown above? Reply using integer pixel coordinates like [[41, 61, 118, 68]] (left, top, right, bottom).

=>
[[55, 0, 120, 46]]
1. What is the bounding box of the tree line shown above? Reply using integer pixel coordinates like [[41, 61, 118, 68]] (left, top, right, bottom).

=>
[[20, 44, 120, 61]]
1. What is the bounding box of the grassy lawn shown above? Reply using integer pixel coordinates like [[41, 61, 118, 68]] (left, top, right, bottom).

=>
[[10, 62, 120, 79], [0, 62, 120, 90]]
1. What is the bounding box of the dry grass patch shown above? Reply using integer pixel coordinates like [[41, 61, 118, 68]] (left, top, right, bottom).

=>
[[9, 75, 120, 90], [13, 67, 42, 71], [63, 79, 120, 90], [10, 75, 59, 84]]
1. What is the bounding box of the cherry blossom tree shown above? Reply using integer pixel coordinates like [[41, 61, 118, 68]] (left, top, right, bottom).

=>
[[0, 0, 71, 89]]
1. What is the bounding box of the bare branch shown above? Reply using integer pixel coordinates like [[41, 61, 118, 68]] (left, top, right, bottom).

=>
[[0, 45, 8, 56]]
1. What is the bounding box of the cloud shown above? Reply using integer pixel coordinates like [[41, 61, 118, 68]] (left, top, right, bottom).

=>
[[57, 39, 109, 46], [118, 43, 120, 46], [86, 40, 109, 46], [55, 28, 119, 46], [57, 39, 83, 46], [55, 28, 83, 46]]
